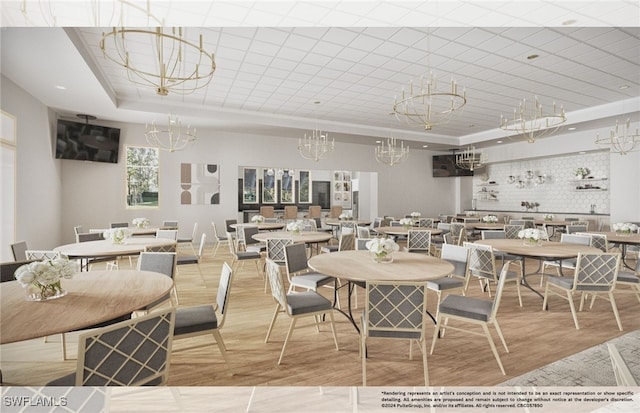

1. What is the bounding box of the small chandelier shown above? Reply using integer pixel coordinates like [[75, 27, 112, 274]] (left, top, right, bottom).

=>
[[100, 26, 215, 96], [298, 129, 334, 162], [500, 96, 566, 143], [595, 119, 640, 155], [456, 146, 487, 171], [145, 114, 196, 152], [375, 138, 409, 166]]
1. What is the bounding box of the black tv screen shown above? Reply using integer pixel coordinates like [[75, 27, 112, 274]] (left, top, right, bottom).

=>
[[55, 119, 121, 163], [432, 154, 474, 177]]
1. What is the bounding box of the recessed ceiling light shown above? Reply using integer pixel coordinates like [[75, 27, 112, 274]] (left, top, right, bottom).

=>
[[55, 85, 66, 90], [568, 127, 576, 131], [619, 84, 630, 90], [422, 145, 428, 148], [526, 54, 539, 60], [562, 19, 577, 26], [579, 151, 586, 155], [376, 140, 381, 144], [468, 124, 475, 127], [496, 140, 503, 144]]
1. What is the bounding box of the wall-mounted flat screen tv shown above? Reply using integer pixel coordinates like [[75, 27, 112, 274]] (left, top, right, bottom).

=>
[[432, 154, 474, 177], [55, 119, 121, 163]]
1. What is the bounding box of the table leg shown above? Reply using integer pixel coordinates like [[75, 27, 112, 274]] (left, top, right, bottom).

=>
[[332, 279, 360, 333]]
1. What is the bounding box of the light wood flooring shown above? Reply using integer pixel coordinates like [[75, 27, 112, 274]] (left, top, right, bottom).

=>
[[1, 242, 639, 388]]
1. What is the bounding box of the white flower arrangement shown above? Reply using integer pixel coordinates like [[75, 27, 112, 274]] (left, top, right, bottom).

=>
[[410, 211, 421, 218], [339, 212, 350, 220], [543, 214, 554, 221], [612, 222, 638, 234], [366, 238, 399, 258], [574, 167, 590, 177], [399, 218, 414, 227], [15, 258, 78, 300], [132, 217, 150, 228], [251, 215, 265, 224], [518, 228, 548, 244], [103, 227, 133, 244], [482, 215, 498, 223], [286, 220, 304, 233]]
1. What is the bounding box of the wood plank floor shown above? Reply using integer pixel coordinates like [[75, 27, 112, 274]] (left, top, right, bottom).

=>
[[1, 242, 638, 387]]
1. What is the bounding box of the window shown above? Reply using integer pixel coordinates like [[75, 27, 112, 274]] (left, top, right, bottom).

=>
[[126, 146, 159, 208]]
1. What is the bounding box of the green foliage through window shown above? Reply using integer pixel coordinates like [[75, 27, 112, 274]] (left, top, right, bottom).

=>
[[126, 146, 159, 208]]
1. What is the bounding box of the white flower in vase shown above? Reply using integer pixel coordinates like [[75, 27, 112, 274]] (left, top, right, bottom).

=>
[[410, 212, 421, 218], [14, 258, 78, 301], [612, 222, 638, 235], [517, 228, 548, 246], [543, 214, 554, 221], [399, 218, 414, 228], [251, 215, 265, 224], [366, 238, 399, 263], [132, 217, 150, 228], [482, 215, 498, 223], [103, 227, 133, 244], [286, 220, 304, 234]]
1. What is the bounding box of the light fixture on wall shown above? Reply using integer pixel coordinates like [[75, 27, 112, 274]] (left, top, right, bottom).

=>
[[392, 29, 467, 130], [298, 101, 335, 162], [145, 114, 196, 152], [100, 26, 216, 96], [456, 146, 487, 171], [499, 96, 566, 143], [595, 118, 640, 155], [375, 137, 409, 166]]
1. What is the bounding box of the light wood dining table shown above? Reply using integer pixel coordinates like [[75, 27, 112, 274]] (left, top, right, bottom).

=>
[[308, 250, 454, 330], [374, 226, 443, 236], [54, 238, 177, 267], [0, 270, 173, 345], [230, 222, 286, 231], [585, 231, 640, 269]]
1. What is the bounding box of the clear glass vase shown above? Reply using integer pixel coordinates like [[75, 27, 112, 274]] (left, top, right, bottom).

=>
[[372, 252, 393, 263], [25, 282, 67, 301]]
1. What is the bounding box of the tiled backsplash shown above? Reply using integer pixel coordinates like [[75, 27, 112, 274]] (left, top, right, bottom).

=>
[[474, 151, 610, 215]]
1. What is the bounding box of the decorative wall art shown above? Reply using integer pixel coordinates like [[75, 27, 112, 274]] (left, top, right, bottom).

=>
[[332, 170, 352, 209], [181, 163, 220, 205]]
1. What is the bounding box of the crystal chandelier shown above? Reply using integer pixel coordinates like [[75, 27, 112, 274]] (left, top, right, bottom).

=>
[[100, 26, 215, 96], [500, 96, 566, 143], [298, 129, 335, 162], [456, 146, 486, 171], [375, 138, 409, 166], [595, 119, 640, 155], [145, 114, 196, 152]]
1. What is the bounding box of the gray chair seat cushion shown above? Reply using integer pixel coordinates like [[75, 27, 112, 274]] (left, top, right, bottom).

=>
[[546, 275, 612, 291], [617, 271, 639, 284], [246, 245, 266, 253], [291, 273, 334, 289], [177, 255, 198, 265], [361, 313, 421, 339], [174, 305, 217, 335], [439, 295, 492, 322], [427, 277, 464, 291], [286, 291, 332, 315], [236, 251, 261, 260], [321, 245, 339, 253], [543, 258, 577, 268]]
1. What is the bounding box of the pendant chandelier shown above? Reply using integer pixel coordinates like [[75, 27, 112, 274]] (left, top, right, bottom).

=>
[[595, 119, 640, 155], [499, 96, 566, 143], [456, 146, 486, 171], [375, 137, 409, 166], [392, 30, 466, 130], [298, 101, 335, 162], [100, 26, 216, 96], [145, 114, 196, 152]]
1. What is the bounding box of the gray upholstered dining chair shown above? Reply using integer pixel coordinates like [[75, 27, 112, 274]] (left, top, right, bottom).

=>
[[137, 251, 178, 308], [264, 237, 293, 292], [110, 222, 129, 228], [226, 231, 262, 278], [211, 221, 230, 257], [47, 307, 176, 386], [176, 233, 207, 287], [361, 280, 429, 386], [613, 257, 640, 302], [10, 241, 28, 261], [173, 262, 235, 372], [404, 229, 431, 254], [178, 222, 198, 255], [540, 233, 591, 286], [320, 231, 355, 254], [264, 258, 338, 365], [284, 242, 334, 294], [542, 252, 622, 331], [426, 243, 470, 317], [241, 225, 266, 253], [430, 262, 512, 375], [162, 220, 178, 229]]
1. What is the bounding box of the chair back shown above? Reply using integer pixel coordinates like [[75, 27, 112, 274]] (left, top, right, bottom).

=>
[[567, 224, 588, 233], [25, 250, 62, 260], [156, 229, 178, 240], [284, 243, 309, 274], [144, 243, 177, 253], [450, 223, 467, 245], [390, 220, 401, 227], [224, 219, 237, 233], [573, 253, 620, 292], [440, 244, 470, 278], [196, 233, 206, 258], [216, 262, 234, 329], [73, 226, 84, 242], [490, 262, 513, 322], [504, 224, 524, 239], [465, 218, 480, 224], [74, 307, 175, 386], [211, 221, 224, 241], [443, 232, 453, 244], [357, 226, 371, 239], [418, 218, 433, 228], [260, 206, 275, 218], [464, 242, 497, 281], [242, 226, 261, 246], [226, 232, 239, 256], [338, 232, 355, 251], [266, 258, 288, 312], [188, 222, 198, 239], [372, 217, 383, 229], [110, 222, 129, 228], [308, 205, 322, 219], [11, 241, 28, 261], [284, 205, 298, 220], [356, 238, 371, 250], [406, 229, 431, 253], [302, 219, 317, 231], [138, 252, 176, 279], [1, 260, 36, 283], [436, 222, 450, 232], [78, 232, 103, 242], [576, 232, 608, 252], [266, 238, 294, 264], [329, 205, 343, 218], [162, 220, 178, 229], [481, 230, 505, 240], [560, 233, 591, 246], [364, 281, 427, 339], [340, 221, 356, 233]]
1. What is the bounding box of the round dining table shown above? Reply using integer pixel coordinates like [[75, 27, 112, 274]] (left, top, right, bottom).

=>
[[374, 226, 443, 236], [308, 250, 454, 330], [54, 238, 177, 259], [230, 222, 286, 231], [585, 231, 640, 269], [0, 270, 174, 345], [90, 227, 160, 237], [252, 230, 332, 244], [471, 223, 505, 231]]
